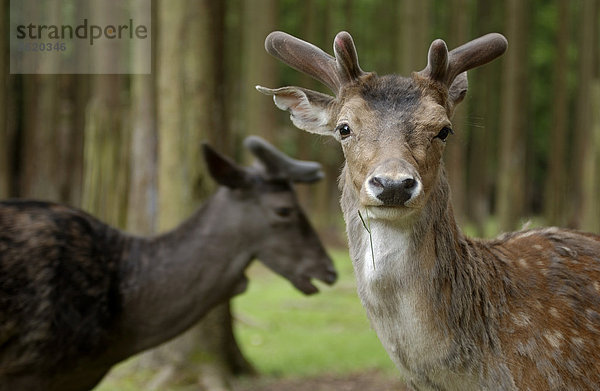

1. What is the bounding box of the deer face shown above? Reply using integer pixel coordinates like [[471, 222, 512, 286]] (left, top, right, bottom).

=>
[[203, 136, 337, 294], [335, 77, 456, 219], [258, 31, 507, 220]]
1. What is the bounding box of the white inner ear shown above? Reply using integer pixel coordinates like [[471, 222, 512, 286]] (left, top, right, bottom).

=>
[[449, 71, 468, 105], [271, 90, 333, 136]]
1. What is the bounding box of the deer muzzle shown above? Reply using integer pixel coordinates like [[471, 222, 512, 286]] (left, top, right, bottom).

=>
[[362, 158, 422, 207]]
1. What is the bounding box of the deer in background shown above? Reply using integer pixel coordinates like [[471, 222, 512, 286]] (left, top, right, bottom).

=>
[[258, 31, 600, 390], [0, 136, 337, 391]]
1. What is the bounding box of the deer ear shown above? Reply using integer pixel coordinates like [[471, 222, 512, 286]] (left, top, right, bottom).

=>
[[256, 86, 335, 137], [448, 71, 468, 106], [202, 144, 251, 189]]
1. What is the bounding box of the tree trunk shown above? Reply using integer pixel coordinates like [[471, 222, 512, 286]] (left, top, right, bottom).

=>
[[543, 0, 570, 227], [467, 0, 503, 236], [444, 0, 469, 225], [80, 0, 130, 226], [496, 0, 530, 232], [241, 0, 277, 142], [127, 0, 158, 235], [0, 0, 9, 198], [16, 3, 82, 204], [570, 0, 599, 231], [80, 74, 129, 227], [398, 0, 430, 75], [141, 1, 252, 390], [581, 80, 600, 233]]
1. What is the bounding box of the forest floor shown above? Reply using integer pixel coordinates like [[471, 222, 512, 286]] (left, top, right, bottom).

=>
[[232, 370, 408, 391]]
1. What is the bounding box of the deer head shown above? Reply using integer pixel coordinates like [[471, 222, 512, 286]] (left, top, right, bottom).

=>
[[203, 136, 336, 294], [257, 32, 507, 221]]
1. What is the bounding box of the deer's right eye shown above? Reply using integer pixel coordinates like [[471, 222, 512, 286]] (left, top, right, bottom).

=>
[[275, 207, 294, 218], [336, 123, 352, 139]]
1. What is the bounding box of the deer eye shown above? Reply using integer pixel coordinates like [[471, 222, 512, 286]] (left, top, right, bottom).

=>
[[275, 207, 294, 218], [336, 123, 352, 139], [435, 126, 454, 142]]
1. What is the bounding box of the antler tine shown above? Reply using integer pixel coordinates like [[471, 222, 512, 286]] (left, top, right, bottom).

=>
[[418, 39, 450, 82], [265, 31, 342, 94], [445, 33, 508, 85], [419, 33, 508, 86], [333, 31, 366, 85]]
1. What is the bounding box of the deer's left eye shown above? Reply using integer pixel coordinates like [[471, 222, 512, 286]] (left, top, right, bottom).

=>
[[435, 126, 454, 142]]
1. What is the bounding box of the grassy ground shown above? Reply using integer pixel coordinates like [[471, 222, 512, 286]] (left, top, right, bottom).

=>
[[96, 248, 400, 390], [233, 248, 396, 377]]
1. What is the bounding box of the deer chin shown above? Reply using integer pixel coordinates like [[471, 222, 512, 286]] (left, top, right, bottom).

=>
[[364, 205, 419, 222], [291, 275, 320, 295], [232, 274, 249, 296]]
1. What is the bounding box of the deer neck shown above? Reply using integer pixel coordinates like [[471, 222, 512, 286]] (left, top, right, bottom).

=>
[[341, 163, 501, 379], [115, 189, 255, 356]]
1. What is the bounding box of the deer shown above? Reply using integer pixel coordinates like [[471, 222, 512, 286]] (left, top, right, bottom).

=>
[[257, 31, 600, 390], [0, 136, 337, 391]]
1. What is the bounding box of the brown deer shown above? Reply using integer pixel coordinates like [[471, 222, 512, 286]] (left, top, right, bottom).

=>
[[0, 136, 336, 391], [257, 31, 600, 390]]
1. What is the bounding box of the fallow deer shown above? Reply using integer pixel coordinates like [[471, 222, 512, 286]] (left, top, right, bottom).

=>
[[0, 136, 337, 391], [258, 31, 600, 390]]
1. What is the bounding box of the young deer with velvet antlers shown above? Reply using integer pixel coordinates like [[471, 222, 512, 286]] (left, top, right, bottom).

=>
[[258, 32, 600, 390], [0, 136, 336, 391]]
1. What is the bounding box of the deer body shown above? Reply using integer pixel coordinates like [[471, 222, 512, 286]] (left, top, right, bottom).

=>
[[259, 31, 600, 390], [0, 137, 336, 391]]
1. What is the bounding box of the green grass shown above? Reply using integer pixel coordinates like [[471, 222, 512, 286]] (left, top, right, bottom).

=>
[[232, 248, 395, 377]]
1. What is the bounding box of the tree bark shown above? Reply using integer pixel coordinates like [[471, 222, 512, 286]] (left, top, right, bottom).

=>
[[398, 0, 431, 75], [496, 0, 530, 232], [467, 0, 503, 235], [571, 0, 599, 231], [444, 0, 469, 225], [140, 2, 252, 390], [543, 0, 570, 227], [241, 0, 277, 142], [127, 0, 158, 235], [0, 0, 10, 198]]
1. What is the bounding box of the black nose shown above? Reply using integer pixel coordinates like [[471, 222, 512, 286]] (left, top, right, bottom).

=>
[[369, 176, 417, 205]]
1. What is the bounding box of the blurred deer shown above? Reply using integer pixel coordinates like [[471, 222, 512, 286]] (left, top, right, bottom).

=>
[[258, 31, 600, 390], [0, 136, 336, 391]]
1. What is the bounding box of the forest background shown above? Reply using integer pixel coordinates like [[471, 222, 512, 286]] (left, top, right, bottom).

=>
[[1, 0, 599, 390]]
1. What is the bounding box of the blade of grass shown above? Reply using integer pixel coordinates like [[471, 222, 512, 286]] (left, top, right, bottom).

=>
[[358, 209, 375, 270]]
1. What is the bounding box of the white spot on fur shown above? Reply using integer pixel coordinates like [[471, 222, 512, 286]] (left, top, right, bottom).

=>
[[512, 312, 531, 327], [544, 330, 563, 349], [549, 307, 560, 318], [517, 258, 529, 269], [570, 336, 584, 348]]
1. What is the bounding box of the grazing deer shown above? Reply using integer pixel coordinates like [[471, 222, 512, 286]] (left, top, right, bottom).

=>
[[258, 31, 600, 390], [0, 136, 337, 391]]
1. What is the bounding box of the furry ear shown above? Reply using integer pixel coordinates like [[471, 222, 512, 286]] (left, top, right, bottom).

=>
[[202, 144, 250, 189], [256, 86, 335, 137], [244, 136, 324, 183], [449, 71, 468, 106]]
